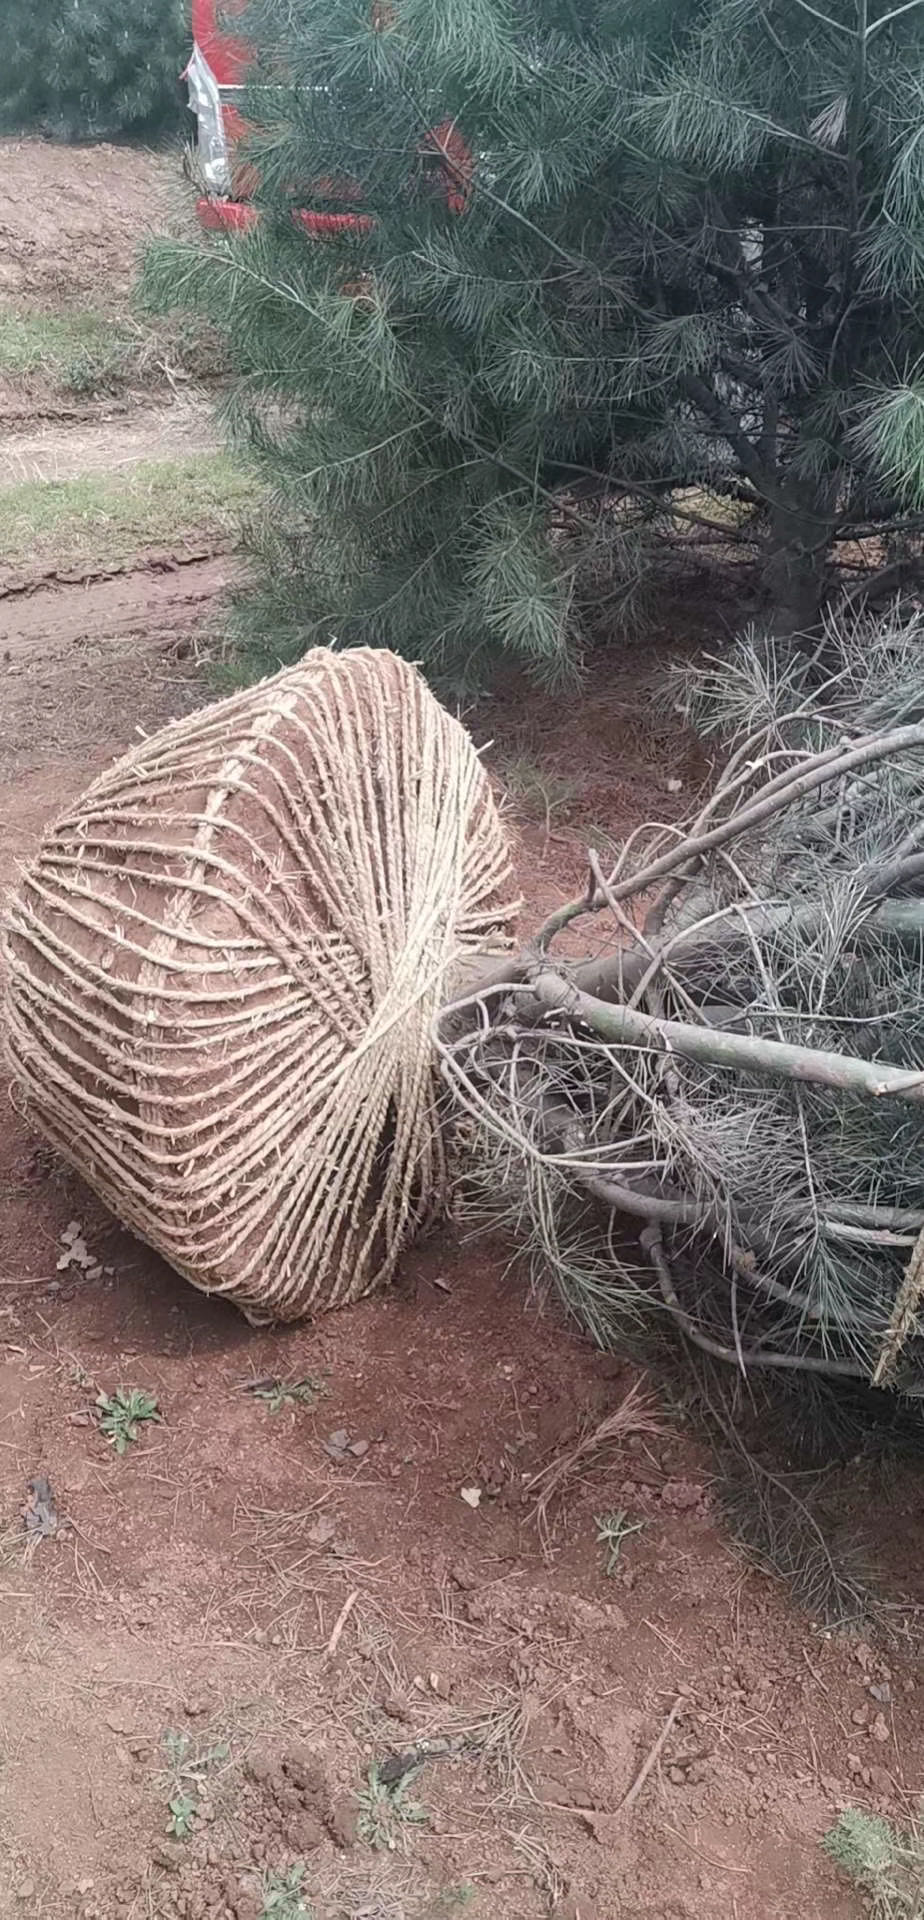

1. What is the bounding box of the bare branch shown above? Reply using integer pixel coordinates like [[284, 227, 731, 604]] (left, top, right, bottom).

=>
[[642, 1227, 868, 1377], [532, 968, 924, 1103]]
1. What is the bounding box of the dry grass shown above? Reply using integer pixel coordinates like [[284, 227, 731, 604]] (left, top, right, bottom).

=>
[[523, 1376, 666, 1553]]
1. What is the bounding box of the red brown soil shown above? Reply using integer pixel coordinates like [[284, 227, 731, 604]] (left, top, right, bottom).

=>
[[2, 630, 899, 1920], [0, 136, 175, 307], [0, 137, 915, 1920]]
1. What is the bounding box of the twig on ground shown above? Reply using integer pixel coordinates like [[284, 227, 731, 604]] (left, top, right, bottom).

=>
[[617, 1693, 685, 1813], [325, 1588, 359, 1660]]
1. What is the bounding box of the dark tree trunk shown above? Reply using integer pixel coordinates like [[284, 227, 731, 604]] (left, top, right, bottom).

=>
[[762, 482, 837, 645]]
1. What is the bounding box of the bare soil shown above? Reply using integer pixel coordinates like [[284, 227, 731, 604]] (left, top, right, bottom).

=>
[[0, 400, 218, 488], [0, 136, 176, 306], [0, 601, 896, 1920], [0, 136, 918, 1920]]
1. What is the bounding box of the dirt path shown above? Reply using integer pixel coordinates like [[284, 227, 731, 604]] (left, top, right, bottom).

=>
[[0, 398, 218, 487], [0, 136, 176, 306]]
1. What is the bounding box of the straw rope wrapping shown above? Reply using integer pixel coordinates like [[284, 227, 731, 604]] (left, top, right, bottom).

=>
[[2, 650, 515, 1320]]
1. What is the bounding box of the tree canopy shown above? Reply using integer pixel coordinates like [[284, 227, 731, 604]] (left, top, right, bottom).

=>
[[0, 0, 187, 141], [145, 0, 924, 682]]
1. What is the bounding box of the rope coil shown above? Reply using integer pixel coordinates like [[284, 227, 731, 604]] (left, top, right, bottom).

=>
[[2, 649, 515, 1320]]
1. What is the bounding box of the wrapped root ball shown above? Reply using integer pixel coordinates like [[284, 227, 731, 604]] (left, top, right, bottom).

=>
[[3, 649, 515, 1320]]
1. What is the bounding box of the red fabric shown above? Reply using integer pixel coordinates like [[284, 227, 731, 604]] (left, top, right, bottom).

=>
[[196, 197, 258, 230], [196, 199, 372, 236], [191, 3, 474, 224], [191, 0, 251, 84]]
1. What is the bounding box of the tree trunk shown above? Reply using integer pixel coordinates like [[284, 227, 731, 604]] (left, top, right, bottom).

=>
[[762, 479, 838, 645]]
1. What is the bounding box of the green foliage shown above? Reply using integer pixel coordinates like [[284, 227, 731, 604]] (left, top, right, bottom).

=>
[[96, 1387, 162, 1454], [0, 0, 188, 141], [0, 454, 258, 576], [825, 1808, 924, 1918], [260, 1863, 313, 1918], [431, 1889, 476, 1915], [144, 0, 924, 682], [161, 1728, 231, 1841], [595, 1509, 644, 1573], [357, 1763, 428, 1852], [166, 1790, 198, 1840], [251, 1375, 324, 1413]]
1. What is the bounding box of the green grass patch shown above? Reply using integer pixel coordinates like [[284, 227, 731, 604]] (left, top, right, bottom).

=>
[[0, 306, 134, 391], [0, 452, 258, 573], [824, 1808, 924, 1917], [0, 303, 228, 397]]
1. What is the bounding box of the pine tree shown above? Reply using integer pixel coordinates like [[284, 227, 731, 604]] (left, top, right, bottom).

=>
[[144, 0, 924, 684], [0, 0, 187, 141]]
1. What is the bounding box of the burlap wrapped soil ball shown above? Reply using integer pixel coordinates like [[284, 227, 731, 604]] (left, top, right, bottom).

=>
[[2, 649, 515, 1320]]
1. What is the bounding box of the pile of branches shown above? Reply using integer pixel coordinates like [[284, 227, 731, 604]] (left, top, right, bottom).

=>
[[438, 607, 924, 1397]]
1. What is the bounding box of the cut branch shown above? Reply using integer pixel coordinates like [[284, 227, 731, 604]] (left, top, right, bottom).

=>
[[535, 718, 924, 952], [531, 969, 924, 1102]]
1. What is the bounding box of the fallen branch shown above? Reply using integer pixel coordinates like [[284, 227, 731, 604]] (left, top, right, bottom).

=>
[[324, 1588, 358, 1660], [642, 1227, 868, 1378], [534, 717, 924, 951], [532, 970, 924, 1103]]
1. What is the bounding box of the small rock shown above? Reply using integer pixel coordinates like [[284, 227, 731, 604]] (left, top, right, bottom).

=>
[[184, 1697, 209, 1717], [428, 1671, 451, 1700], [15, 1882, 36, 1902], [231, 1895, 262, 1920], [460, 1486, 481, 1509], [380, 1692, 412, 1722], [660, 1480, 703, 1510], [871, 1713, 890, 1744], [668, 1765, 686, 1785], [151, 1844, 183, 1873], [869, 1682, 892, 1705], [306, 1515, 337, 1548], [846, 1753, 863, 1775], [326, 1797, 358, 1850], [851, 1707, 869, 1726]]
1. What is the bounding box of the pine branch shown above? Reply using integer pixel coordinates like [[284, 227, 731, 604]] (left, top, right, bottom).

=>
[[643, 1228, 867, 1376], [535, 718, 924, 950], [682, 375, 779, 498], [531, 969, 924, 1104]]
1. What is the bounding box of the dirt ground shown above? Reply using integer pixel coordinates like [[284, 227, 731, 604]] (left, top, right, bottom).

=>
[[0, 136, 919, 1920]]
